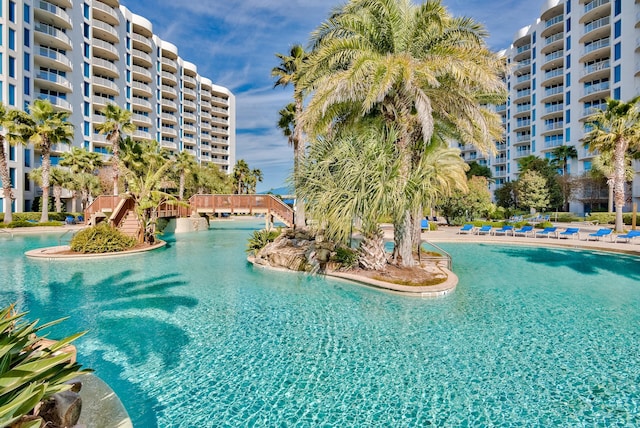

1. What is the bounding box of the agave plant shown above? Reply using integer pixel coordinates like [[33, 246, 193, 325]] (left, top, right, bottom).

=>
[[246, 229, 281, 256], [0, 305, 91, 428]]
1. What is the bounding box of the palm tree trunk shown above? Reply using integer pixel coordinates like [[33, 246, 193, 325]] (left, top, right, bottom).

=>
[[613, 141, 627, 232], [179, 173, 185, 200], [0, 142, 14, 223], [393, 210, 415, 267], [53, 185, 62, 212], [40, 148, 51, 223], [607, 176, 614, 213], [293, 96, 306, 228], [358, 228, 387, 271], [111, 134, 120, 196]]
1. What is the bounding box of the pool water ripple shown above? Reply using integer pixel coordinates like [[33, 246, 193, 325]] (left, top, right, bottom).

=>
[[1, 223, 640, 426]]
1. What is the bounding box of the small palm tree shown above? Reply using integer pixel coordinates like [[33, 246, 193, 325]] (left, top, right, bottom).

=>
[[173, 151, 197, 200], [9, 99, 74, 223], [0, 103, 18, 223], [550, 145, 578, 176], [29, 167, 70, 213], [591, 151, 635, 213], [585, 97, 640, 232], [60, 147, 104, 211], [96, 103, 135, 196]]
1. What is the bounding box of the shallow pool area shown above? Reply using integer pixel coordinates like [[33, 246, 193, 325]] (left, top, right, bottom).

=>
[[1, 221, 640, 426]]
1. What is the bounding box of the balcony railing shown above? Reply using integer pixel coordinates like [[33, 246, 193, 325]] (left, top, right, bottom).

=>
[[584, 0, 609, 13], [584, 81, 610, 95], [582, 59, 610, 76], [545, 32, 563, 46], [583, 38, 610, 55], [584, 16, 610, 34], [545, 14, 564, 28]]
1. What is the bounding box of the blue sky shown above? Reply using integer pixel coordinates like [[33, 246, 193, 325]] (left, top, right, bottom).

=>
[[120, 0, 544, 192]]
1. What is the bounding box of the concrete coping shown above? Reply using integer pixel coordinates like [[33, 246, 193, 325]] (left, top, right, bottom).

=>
[[77, 374, 133, 428], [25, 241, 166, 259]]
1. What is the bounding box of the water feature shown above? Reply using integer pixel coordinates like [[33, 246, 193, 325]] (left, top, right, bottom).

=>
[[1, 220, 639, 426]]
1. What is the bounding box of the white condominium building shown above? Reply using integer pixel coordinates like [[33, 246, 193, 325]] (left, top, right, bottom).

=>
[[458, 0, 639, 214], [0, 0, 235, 213]]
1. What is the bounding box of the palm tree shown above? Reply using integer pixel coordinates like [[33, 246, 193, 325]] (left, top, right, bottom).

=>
[[173, 151, 197, 200], [95, 103, 135, 196], [591, 150, 635, 214], [298, 0, 505, 266], [232, 159, 251, 194], [585, 97, 640, 232], [550, 145, 578, 212], [60, 147, 104, 211], [272, 45, 308, 228], [28, 167, 69, 213], [0, 103, 18, 223], [9, 99, 74, 223]]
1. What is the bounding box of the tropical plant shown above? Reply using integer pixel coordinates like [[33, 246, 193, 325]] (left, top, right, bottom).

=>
[[173, 151, 197, 200], [517, 155, 563, 210], [189, 163, 231, 195], [584, 97, 640, 232], [298, 0, 505, 266], [95, 103, 135, 196], [272, 45, 309, 228], [70, 222, 137, 253], [466, 161, 493, 181], [517, 170, 550, 212], [7, 99, 74, 223], [246, 229, 281, 256], [232, 159, 262, 195], [0, 304, 91, 428], [60, 147, 104, 211], [438, 176, 493, 225], [590, 150, 635, 213], [28, 167, 69, 213], [0, 103, 19, 223], [550, 145, 578, 176]]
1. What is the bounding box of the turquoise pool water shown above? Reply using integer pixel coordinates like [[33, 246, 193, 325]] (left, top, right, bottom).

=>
[[1, 221, 640, 426]]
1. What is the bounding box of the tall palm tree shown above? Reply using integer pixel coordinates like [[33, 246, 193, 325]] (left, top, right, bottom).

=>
[[272, 45, 309, 228], [173, 151, 197, 200], [591, 150, 635, 214], [585, 97, 640, 232], [0, 103, 18, 223], [550, 145, 578, 176], [232, 159, 251, 194], [298, 0, 505, 266], [9, 99, 74, 223], [28, 167, 69, 213], [60, 147, 104, 211], [96, 103, 135, 196]]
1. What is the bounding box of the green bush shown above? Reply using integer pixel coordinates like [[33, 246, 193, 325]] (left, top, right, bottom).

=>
[[587, 212, 615, 225], [5, 220, 64, 228], [0, 304, 91, 427], [70, 223, 137, 253], [246, 229, 281, 255], [333, 245, 358, 268], [536, 221, 554, 229]]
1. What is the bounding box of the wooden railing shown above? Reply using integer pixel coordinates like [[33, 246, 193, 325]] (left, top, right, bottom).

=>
[[109, 198, 135, 228], [83, 194, 295, 227]]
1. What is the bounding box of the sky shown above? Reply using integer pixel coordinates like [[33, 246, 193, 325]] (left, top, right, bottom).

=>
[[119, 0, 545, 192]]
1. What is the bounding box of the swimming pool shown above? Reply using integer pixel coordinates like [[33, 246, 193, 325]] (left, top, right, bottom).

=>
[[1, 221, 639, 426]]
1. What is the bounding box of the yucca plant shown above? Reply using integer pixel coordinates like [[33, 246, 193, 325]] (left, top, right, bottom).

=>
[[0, 305, 91, 428], [246, 229, 281, 256]]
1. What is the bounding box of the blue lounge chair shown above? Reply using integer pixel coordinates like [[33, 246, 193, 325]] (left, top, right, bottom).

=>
[[475, 225, 493, 235], [558, 228, 580, 239], [492, 225, 514, 236], [615, 230, 640, 243], [587, 228, 613, 241], [458, 224, 474, 234], [420, 219, 429, 231], [513, 225, 534, 237], [535, 227, 557, 238]]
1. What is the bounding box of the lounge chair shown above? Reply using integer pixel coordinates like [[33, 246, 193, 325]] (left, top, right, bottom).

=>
[[513, 225, 534, 237], [558, 228, 580, 239], [458, 224, 474, 234], [535, 227, 557, 238], [492, 225, 514, 236], [587, 228, 613, 241], [420, 219, 429, 231], [475, 225, 493, 235], [615, 230, 640, 243]]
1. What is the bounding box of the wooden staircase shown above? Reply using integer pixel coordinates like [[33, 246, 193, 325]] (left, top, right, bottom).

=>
[[118, 210, 139, 238]]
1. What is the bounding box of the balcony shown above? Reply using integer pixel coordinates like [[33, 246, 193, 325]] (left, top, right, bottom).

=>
[[161, 127, 178, 137], [92, 39, 119, 61], [35, 0, 72, 29], [541, 32, 564, 54], [131, 113, 152, 127], [183, 87, 197, 100], [161, 113, 178, 124], [514, 133, 531, 145], [132, 65, 152, 82], [541, 85, 564, 103], [183, 124, 197, 133], [513, 103, 531, 118], [211, 117, 228, 126], [35, 45, 72, 72], [161, 57, 178, 73], [34, 23, 72, 50], [161, 71, 177, 85], [581, 103, 607, 119], [200, 91, 211, 100], [183, 112, 197, 121], [542, 66, 564, 86], [92, 76, 119, 95], [543, 49, 564, 70], [183, 75, 197, 88], [132, 81, 152, 97], [37, 94, 72, 112], [580, 80, 610, 103], [132, 130, 153, 141], [211, 96, 229, 107], [92, 57, 119, 78], [211, 126, 228, 137], [513, 149, 532, 159], [541, 103, 564, 120], [581, 38, 610, 62], [92, 95, 113, 109], [132, 97, 153, 112], [161, 141, 178, 150], [183, 100, 197, 110], [132, 49, 153, 68], [513, 118, 531, 131], [542, 14, 564, 38], [161, 85, 178, 99], [35, 70, 72, 93], [580, 59, 610, 82], [131, 33, 153, 53], [92, 0, 119, 26], [92, 19, 119, 44], [541, 121, 564, 136], [580, 16, 610, 44], [162, 99, 178, 111], [513, 88, 531, 103], [581, 0, 610, 23]]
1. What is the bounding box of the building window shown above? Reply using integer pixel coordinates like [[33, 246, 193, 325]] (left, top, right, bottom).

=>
[[84, 101, 90, 116], [614, 65, 621, 83], [23, 76, 29, 95], [84, 121, 90, 136], [83, 3, 89, 19], [565, 128, 570, 142], [23, 28, 29, 47], [614, 43, 621, 60], [8, 56, 15, 78], [8, 29, 15, 50], [613, 87, 621, 100], [614, 0, 621, 16], [83, 43, 90, 58], [8, 1, 15, 22], [84, 23, 89, 39], [566, 17, 570, 32], [24, 149, 31, 167], [83, 82, 90, 97], [566, 0, 570, 14], [566, 109, 570, 124], [565, 54, 570, 69], [566, 72, 570, 87], [24, 174, 30, 191], [614, 21, 621, 39], [565, 91, 570, 105], [566, 35, 570, 51], [23, 3, 30, 23], [23, 52, 29, 71], [84, 62, 90, 78], [8, 84, 15, 106], [9, 146, 15, 161]]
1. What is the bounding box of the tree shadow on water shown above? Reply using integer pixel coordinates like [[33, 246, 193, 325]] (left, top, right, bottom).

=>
[[494, 246, 640, 280]]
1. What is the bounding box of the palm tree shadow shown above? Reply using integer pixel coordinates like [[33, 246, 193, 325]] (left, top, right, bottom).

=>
[[494, 246, 640, 280]]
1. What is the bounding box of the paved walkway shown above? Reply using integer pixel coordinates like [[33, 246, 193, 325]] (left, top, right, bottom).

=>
[[409, 224, 640, 256]]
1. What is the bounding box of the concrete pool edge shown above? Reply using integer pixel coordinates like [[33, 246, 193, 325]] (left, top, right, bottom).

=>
[[25, 241, 167, 259]]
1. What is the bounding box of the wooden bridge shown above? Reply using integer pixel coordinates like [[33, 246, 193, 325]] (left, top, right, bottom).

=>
[[84, 194, 294, 234]]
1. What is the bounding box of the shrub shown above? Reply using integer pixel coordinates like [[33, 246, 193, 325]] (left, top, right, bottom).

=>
[[0, 304, 91, 427], [587, 212, 615, 225], [6, 220, 64, 228], [537, 221, 554, 229], [70, 223, 137, 253], [246, 229, 281, 255], [333, 245, 358, 268]]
